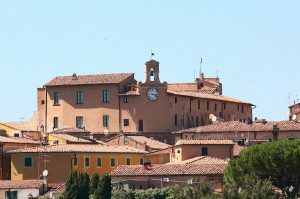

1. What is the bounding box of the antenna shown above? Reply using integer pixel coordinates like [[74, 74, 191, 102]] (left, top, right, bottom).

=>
[[199, 57, 203, 77]]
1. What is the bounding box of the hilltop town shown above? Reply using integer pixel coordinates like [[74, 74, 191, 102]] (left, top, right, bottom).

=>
[[0, 60, 299, 198]]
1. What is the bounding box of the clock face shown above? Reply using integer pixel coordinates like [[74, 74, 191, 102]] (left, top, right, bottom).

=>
[[147, 88, 159, 101]]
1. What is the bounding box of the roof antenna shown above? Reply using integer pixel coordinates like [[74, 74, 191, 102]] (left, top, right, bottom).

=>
[[199, 57, 203, 77], [150, 50, 154, 60], [216, 70, 219, 78]]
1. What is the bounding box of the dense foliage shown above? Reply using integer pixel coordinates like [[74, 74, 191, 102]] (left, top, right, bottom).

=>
[[223, 139, 300, 198], [112, 179, 222, 199], [62, 172, 110, 199]]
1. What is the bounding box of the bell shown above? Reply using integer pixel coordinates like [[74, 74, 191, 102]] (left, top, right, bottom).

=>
[[150, 70, 155, 76]]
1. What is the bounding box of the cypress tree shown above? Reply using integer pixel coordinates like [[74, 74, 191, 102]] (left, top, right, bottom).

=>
[[90, 172, 100, 196]]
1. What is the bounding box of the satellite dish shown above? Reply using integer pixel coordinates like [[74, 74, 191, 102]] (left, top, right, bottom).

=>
[[209, 114, 215, 120], [42, 170, 48, 177], [104, 129, 109, 136], [292, 115, 297, 121], [212, 116, 217, 122]]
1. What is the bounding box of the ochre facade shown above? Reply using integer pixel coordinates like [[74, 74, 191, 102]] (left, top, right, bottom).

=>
[[11, 152, 144, 183]]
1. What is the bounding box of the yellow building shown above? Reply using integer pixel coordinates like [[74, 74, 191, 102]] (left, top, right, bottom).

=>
[[8, 144, 146, 183], [0, 112, 43, 140]]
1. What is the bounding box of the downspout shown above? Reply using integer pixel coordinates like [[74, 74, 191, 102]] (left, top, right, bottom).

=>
[[45, 87, 48, 133], [118, 85, 122, 133]]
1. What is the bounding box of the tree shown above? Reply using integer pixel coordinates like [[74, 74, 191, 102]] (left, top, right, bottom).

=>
[[90, 173, 100, 196], [95, 173, 112, 199], [223, 139, 300, 198]]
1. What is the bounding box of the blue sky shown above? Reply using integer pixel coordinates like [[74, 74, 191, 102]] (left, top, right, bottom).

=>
[[0, 0, 299, 122]]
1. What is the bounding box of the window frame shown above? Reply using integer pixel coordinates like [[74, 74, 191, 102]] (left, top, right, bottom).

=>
[[76, 116, 83, 128], [53, 117, 58, 129], [97, 157, 102, 168], [103, 115, 109, 127], [73, 156, 78, 167], [54, 92, 60, 105], [103, 90, 110, 103], [110, 157, 116, 168], [123, 96, 129, 103], [201, 147, 208, 156], [84, 156, 90, 168], [76, 91, 84, 104], [123, 119, 129, 127], [24, 156, 32, 168], [126, 158, 131, 165], [139, 158, 144, 165]]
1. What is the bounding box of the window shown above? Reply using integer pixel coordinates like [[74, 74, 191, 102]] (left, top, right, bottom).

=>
[[237, 104, 240, 111], [215, 104, 217, 111], [97, 157, 102, 167], [76, 116, 83, 128], [103, 115, 109, 127], [123, 119, 129, 126], [24, 157, 32, 168], [198, 100, 200, 109], [181, 115, 185, 127], [223, 102, 226, 110], [123, 96, 129, 103], [202, 147, 208, 156], [53, 117, 58, 129], [103, 90, 109, 103], [140, 158, 144, 165], [175, 97, 177, 104], [53, 140, 59, 145], [126, 158, 131, 165], [177, 150, 180, 153], [196, 116, 199, 126], [73, 156, 78, 167], [174, 114, 178, 126], [76, 91, 83, 104], [14, 133, 20, 137], [124, 139, 129, 145], [242, 104, 244, 113], [41, 100, 45, 105], [5, 191, 17, 199], [207, 101, 209, 110], [111, 158, 116, 167], [84, 157, 90, 168], [54, 92, 60, 105], [138, 120, 143, 132]]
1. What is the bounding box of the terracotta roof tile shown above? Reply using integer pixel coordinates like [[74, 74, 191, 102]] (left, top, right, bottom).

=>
[[49, 133, 92, 143], [0, 180, 44, 189], [8, 144, 146, 154], [110, 164, 226, 176], [174, 121, 300, 134], [175, 139, 234, 145], [0, 136, 40, 144], [173, 156, 228, 165], [233, 144, 246, 157], [147, 147, 173, 156], [167, 90, 252, 105], [45, 73, 134, 86], [52, 128, 91, 134], [127, 136, 171, 150]]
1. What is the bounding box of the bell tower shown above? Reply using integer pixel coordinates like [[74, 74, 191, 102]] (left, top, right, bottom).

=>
[[144, 59, 161, 86]]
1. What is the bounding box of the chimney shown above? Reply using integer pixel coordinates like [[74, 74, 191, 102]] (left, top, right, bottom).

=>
[[200, 73, 204, 80]]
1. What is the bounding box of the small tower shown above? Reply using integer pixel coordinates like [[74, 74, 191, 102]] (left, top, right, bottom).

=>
[[144, 60, 161, 86]]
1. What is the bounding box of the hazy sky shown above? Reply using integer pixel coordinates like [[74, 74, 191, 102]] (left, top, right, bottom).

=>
[[0, 0, 299, 122]]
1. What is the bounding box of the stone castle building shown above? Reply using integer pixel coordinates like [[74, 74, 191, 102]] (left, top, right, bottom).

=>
[[37, 60, 254, 142]]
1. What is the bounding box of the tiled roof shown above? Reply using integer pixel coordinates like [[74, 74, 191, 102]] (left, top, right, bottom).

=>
[[127, 136, 171, 150], [8, 144, 146, 154], [147, 147, 173, 156], [173, 156, 228, 165], [39, 183, 65, 198], [0, 136, 40, 144], [45, 73, 134, 86], [49, 133, 92, 143], [118, 90, 141, 96], [0, 180, 44, 189], [174, 121, 300, 134], [233, 144, 246, 157], [167, 90, 252, 105], [52, 128, 91, 134], [2, 112, 39, 132], [175, 139, 234, 145], [110, 164, 226, 176]]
